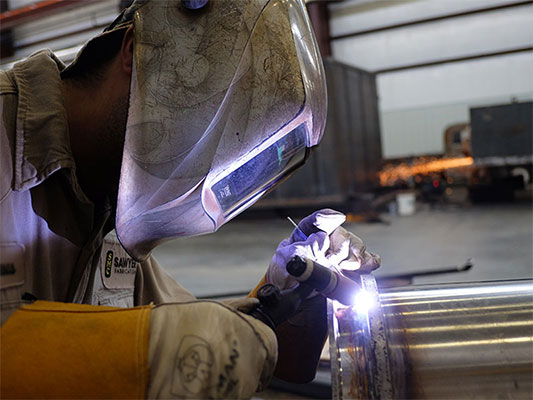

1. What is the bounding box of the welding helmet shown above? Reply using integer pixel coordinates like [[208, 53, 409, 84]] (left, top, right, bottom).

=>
[[77, 0, 326, 261]]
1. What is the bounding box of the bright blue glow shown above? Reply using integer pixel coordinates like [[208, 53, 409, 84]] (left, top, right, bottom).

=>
[[211, 124, 307, 215]]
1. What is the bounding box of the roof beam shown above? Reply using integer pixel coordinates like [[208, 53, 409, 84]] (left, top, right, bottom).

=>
[[331, 1, 532, 41], [374, 46, 533, 74]]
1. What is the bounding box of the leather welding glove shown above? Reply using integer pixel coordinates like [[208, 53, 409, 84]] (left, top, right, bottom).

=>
[[1, 300, 276, 400], [259, 208, 380, 383], [220, 296, 260, 313], [147, 300, 277, 399]]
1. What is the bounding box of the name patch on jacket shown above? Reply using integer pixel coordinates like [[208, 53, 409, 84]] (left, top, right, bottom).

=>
[[99, 236, 138, 290]]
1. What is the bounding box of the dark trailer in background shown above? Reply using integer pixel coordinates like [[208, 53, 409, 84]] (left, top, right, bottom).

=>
[[469, 101, 533, 201]]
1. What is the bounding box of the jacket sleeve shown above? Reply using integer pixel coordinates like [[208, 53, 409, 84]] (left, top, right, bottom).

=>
[[134, 255, 196, 305], [0, 301, 152, 399]]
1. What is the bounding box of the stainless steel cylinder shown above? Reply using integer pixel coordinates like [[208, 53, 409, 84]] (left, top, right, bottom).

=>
[[328, 276, 533, 399]]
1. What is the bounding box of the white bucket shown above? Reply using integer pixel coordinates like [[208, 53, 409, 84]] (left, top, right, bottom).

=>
[[396, 192, 416, 216]]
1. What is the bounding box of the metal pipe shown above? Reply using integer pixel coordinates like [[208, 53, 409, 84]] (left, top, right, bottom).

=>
[[328, 276, 533, 399]]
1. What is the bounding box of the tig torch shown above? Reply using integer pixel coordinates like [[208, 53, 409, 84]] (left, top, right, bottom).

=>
[[251, 256, 361, 330], [286, 256, 361, 306]]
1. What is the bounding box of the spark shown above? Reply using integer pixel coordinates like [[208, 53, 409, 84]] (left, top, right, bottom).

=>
[[379, 157, 474, 186]]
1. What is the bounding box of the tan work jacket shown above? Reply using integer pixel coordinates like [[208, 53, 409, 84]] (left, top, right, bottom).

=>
[[0, 50, 194, 325]]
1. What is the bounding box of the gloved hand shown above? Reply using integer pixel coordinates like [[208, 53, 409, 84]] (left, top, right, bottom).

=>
[[267, 208, 380, 291], [148, 301, 277, 399], [220, 297, 260, 314], [264, 208, 380, 383], [0, 301, 275, 399]]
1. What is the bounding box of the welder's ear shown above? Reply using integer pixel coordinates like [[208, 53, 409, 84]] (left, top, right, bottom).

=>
[[120, 26, 134, 76]]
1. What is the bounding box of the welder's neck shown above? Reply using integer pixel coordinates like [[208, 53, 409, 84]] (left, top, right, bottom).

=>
[[61, 79, 127, 207]]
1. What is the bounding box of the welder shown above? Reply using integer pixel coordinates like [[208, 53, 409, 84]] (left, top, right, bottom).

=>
[[0, 0, 379, 398]]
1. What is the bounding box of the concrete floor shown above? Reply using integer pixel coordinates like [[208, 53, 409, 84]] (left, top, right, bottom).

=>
[[153, 201, 533, 297]]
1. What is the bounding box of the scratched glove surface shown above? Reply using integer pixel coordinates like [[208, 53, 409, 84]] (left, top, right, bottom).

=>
[[147, 301, 276, 399], [267, 208, 381, 291]]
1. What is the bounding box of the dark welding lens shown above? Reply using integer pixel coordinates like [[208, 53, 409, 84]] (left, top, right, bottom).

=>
[[211, 123, 308, 216]]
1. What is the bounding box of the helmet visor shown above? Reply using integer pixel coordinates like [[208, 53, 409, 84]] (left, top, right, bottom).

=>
[[116, 0, 326, 260]]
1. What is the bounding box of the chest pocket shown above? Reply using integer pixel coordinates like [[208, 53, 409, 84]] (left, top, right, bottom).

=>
[[0, 243, 26, 324], [91, 232, 137, 308]]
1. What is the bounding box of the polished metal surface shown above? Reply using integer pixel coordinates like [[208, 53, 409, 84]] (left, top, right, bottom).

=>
[[328, 275, 392, 400], [329, 278, 533, 399]]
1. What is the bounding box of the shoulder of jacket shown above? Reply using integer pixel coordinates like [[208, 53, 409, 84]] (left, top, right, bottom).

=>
[[0, 70, 17, 203], [0, 69, 17, 95]]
